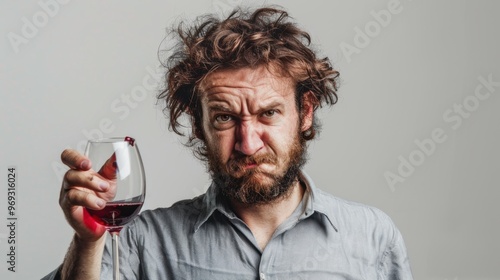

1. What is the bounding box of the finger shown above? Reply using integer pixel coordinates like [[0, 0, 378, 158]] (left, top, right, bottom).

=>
[[63, 169, 110, 193], [61, 149, 91, 170], [61, 188, 106, 210], [98, 153, 117, 180]]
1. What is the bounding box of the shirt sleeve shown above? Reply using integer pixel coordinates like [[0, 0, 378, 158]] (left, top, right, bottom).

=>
[[40, 228, 141, 280], [378, 225, 413, 280], [40, 265, 62, 280]]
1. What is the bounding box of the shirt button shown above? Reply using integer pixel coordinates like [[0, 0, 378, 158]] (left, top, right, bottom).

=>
[[260, 272, 266, 280]]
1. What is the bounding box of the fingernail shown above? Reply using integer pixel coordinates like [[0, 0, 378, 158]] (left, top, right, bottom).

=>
[[99, 182, 109, 191], [96, 199, 106, 208], [80, 160, 90, 169]]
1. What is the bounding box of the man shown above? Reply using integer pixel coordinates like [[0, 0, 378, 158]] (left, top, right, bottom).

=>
[[44, 7, 413, 280]]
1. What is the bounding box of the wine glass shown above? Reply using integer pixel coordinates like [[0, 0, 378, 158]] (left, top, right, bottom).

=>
[[84, 136, 146, 280]]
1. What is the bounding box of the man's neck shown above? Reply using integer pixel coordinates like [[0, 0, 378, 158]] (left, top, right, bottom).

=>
[[229, 180, 305, 250]]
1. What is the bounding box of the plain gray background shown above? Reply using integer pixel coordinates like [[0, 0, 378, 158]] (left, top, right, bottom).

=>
[[1, 0, 499, 279]]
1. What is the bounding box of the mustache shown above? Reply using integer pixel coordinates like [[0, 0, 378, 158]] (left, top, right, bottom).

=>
[[227, 153, 278, 173]]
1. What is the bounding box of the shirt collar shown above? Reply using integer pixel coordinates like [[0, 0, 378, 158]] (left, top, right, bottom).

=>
[[194, 181, 235, 232], [299, 171, 338, 232], [194, 170, 338, 232]]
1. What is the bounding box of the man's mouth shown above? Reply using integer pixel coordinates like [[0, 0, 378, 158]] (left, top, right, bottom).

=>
[[245, 163, 258, 168], [230, 161, 258, 173], [228, 155, 275, 174]]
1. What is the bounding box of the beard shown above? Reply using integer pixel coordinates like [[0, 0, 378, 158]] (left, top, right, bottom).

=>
[[206, 131, 307, 205]]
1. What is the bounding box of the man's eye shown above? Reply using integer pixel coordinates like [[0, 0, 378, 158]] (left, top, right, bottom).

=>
[[215, 114, 233, 123], [263, 110, 276, 117]]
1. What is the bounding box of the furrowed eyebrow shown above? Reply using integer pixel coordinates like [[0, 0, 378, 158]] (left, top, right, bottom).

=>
[[207, 104, 232, 112], [257, 101, 284, 113], [207, 99, 285, 114]]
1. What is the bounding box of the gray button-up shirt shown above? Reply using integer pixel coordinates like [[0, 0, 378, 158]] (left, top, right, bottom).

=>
[[43, 171, 413, 279]]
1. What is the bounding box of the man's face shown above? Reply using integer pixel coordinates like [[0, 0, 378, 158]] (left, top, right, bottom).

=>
[[199, 65, 313, 204]]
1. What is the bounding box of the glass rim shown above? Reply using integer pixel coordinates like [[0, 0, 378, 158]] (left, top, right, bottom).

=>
[[87, 137, 136, 143]]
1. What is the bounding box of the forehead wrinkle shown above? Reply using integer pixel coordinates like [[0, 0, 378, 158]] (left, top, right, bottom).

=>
[[248, 94, 286, 112], [200, 65, 291, 92], [205, 92, 247, 114], [199, 71, 256, 95], [200, 66, 295, 115]]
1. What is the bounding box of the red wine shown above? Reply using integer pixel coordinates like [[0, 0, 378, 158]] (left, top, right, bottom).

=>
[[87, 202, 143, 232]]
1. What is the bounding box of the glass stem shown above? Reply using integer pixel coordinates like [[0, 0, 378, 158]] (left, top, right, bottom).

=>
[[111, 232, 120, 280]]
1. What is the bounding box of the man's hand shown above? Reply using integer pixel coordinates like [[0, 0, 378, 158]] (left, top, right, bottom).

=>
[[59, 149, 117, 241]]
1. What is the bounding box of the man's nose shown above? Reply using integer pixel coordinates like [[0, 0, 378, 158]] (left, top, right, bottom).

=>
[[234, 121, 264, 155]]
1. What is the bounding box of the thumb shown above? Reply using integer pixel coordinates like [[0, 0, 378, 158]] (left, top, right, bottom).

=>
[[98, 153, 117, 180]]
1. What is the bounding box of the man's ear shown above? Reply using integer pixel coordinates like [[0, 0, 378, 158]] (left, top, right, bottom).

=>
[[300, 91, 317, 132]]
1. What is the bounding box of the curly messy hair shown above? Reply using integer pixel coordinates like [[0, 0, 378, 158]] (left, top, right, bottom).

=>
[[158, 6, 340, 159]]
